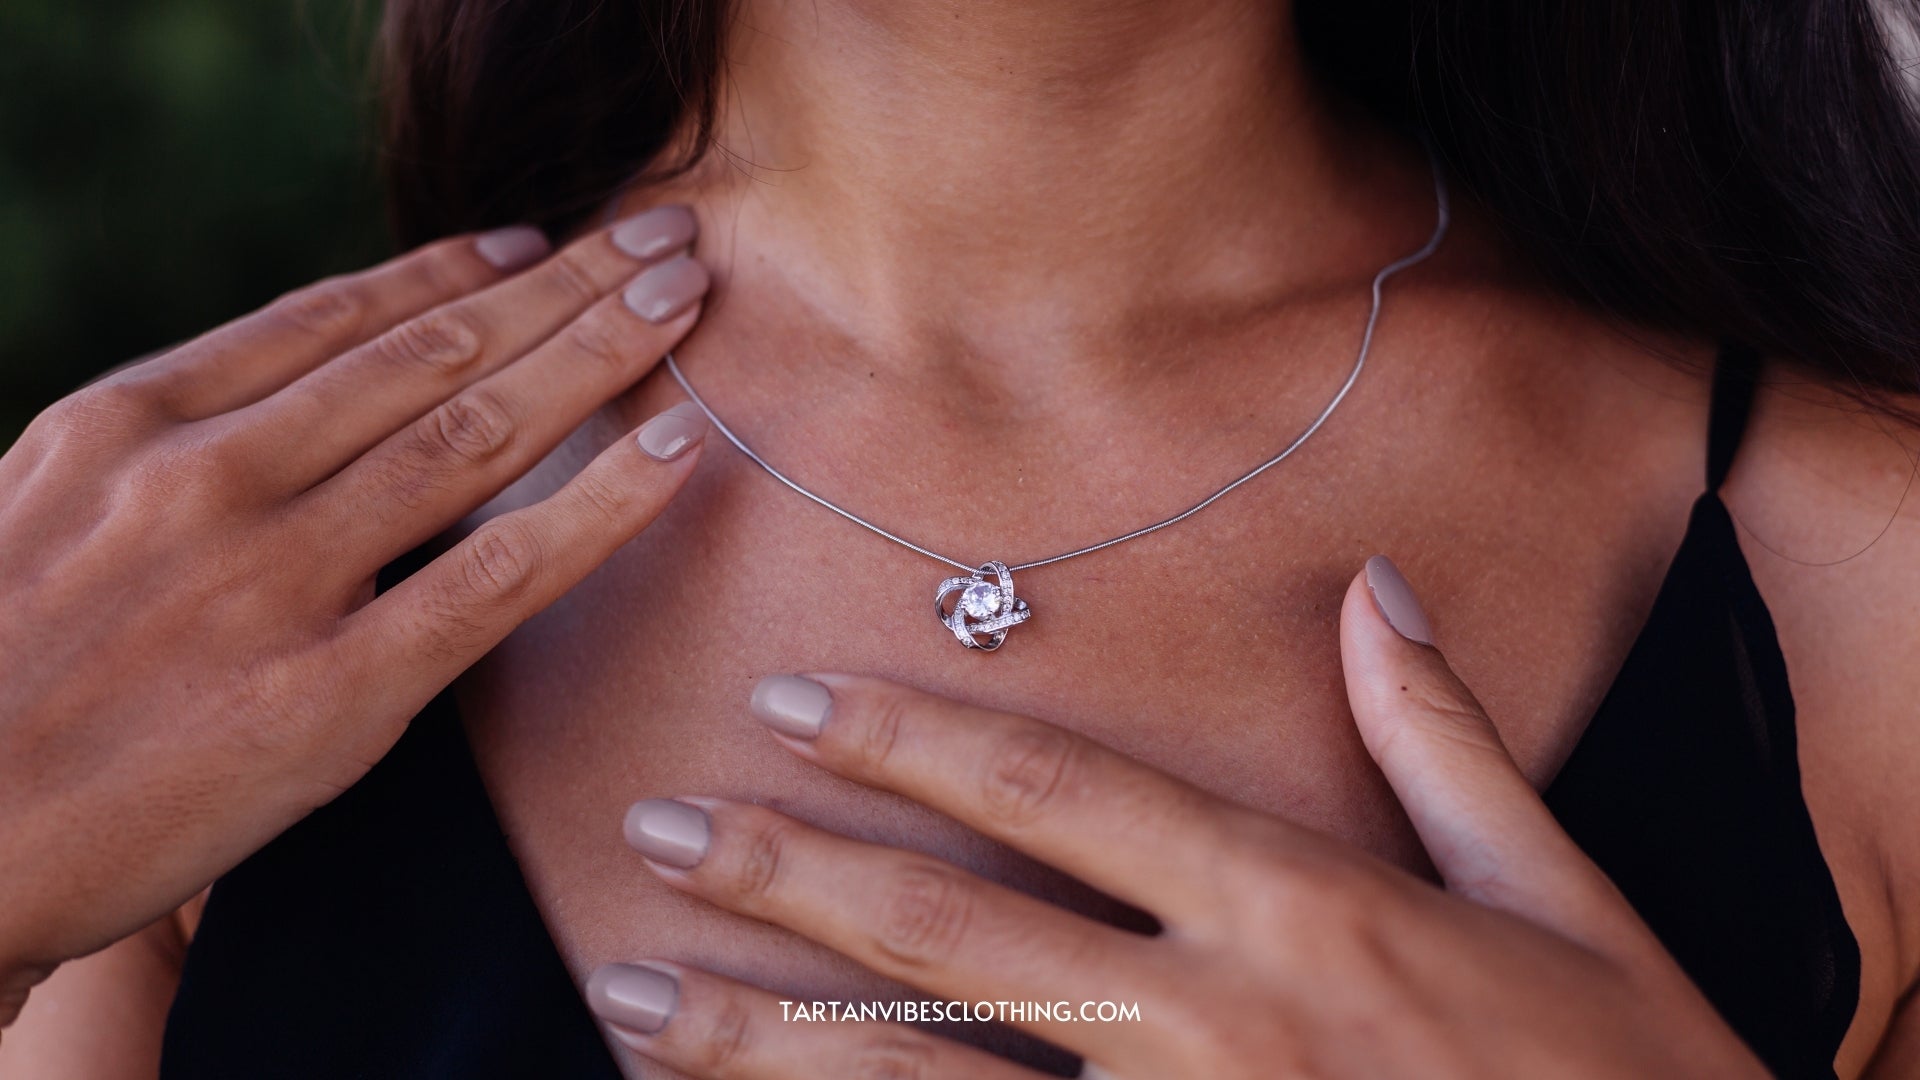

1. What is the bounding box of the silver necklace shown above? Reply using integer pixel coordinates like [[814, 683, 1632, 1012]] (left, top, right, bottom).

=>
[[664, 162, 1451, 651]]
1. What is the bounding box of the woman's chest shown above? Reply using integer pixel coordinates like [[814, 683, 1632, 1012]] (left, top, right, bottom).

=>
[[455, 403, 1700, 1074]]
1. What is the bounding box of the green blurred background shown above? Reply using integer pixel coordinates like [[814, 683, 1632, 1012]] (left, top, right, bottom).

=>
[[0, 0, 388, 441]]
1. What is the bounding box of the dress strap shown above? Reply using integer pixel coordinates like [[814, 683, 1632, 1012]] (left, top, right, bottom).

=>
[[1706, 342, 1760, 491]]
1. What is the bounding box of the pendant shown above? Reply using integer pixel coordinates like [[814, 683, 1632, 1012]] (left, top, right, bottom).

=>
[[934, 561, 1032, 651]]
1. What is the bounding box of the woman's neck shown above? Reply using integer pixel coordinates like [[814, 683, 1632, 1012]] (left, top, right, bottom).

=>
[[656, 0, 1438, 386]]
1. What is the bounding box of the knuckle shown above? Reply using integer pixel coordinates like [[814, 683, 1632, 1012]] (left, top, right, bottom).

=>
[[562, 310, 636, 370], [720, 812, 792, 908], [1228, 841, 1387, 940], [422, 391, 517, 466], [1403, 675, 1492, 732], [210, 653, 335, 762], [113, 447, 195, 510], [1373, 680, 1502, 773], [838, 687, 910, 777], [270, 280, 363, 342], [873, 862, 974, 969], [408, 595, 492, 666], [542, 248, 607, 306], [688, 994, 755, 1073], [102, 424, 254, 516], [29, 395, 87, 441], [416, 237, 496, 293], [1315, 889, 1414, 990], [567, 467, 632, 522], [33, 381, 154, 446], [101, 364, 188, 419], [849, 1033, 938, 1080], [979, 725, 1079, 828], [377, 308, 483, 375], [162, 428, 254, 497], [362, 452, 442, 511], [458, 520, 542, 605], [360, 432, 448, 511]]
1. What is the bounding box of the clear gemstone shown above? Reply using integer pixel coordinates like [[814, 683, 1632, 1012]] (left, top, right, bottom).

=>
[[960, 582, 1002, 620]]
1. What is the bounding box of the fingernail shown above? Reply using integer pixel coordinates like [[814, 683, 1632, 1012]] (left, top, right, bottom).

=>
[[586, 963, 678, 1035], [611, 205, 698, 260], [624, 254, 711, 323], [1364, 554, 1434, 645], [624, 799, 710, 868], [749, 674, 833, 739], [474, 225, 550, 271], [636, 402, 707, 461]]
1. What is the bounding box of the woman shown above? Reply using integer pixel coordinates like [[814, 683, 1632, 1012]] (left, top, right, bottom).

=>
[[1, 0, 1916, 1076]]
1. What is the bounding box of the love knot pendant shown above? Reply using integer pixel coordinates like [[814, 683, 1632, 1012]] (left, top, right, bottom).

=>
[[934, 561, 1032, 651]]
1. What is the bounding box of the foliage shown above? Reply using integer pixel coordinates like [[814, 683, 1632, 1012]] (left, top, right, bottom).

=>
[[0, 0, 388, 438]]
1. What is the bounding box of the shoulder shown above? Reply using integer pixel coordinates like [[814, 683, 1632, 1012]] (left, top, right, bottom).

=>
[[1731, 369, 1920, 766], [1724, 365, 1920, 1051]]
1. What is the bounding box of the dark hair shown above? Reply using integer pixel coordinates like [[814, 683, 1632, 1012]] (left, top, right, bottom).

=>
[[381, 0, 728, 244], [382, 0, 1920, 397]]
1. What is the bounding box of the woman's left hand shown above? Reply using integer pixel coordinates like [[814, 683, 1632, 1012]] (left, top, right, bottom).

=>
[[585, 556, 1767, 1079]]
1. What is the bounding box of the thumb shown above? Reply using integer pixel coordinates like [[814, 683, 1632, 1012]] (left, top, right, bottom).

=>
[[1340, 555, 1651, 957]]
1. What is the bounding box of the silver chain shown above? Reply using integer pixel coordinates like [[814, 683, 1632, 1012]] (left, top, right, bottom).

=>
[[663, 160, 1451, 577]]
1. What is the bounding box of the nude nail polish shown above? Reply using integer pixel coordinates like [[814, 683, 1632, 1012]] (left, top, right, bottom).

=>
[[474, 225, 550, 271], [586, 963, 678, 1035], [624, 799, 710, 868], [1364, 554, 1435, 645], [749, 675, 833, 739], [610, 205, 698, 260], [636, 402, 707, 461], [623, 253, 711, 323]]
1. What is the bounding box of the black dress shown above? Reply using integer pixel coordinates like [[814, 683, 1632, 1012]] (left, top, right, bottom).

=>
[[161, 347, 1860, 1078]]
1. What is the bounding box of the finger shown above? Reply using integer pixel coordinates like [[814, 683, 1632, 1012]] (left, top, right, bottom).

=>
[[298, 252, 709, 566], [1339, 554, 1657, 958], [739, 673, 1288, 931], [586, 961, 1048, 1080], [623, 798, 1167, 1060], [331, 404, 706, 720], [223, 205, 698, 490], [138, 227, 551, 420]]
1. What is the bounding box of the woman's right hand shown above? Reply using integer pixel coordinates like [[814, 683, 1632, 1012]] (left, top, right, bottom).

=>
[[0, 207, 712, 1024]]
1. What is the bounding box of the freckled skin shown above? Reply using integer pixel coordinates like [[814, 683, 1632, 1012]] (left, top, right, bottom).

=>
[[461, 276, 1726, 1072], [8, 0, 1919, 1075]]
